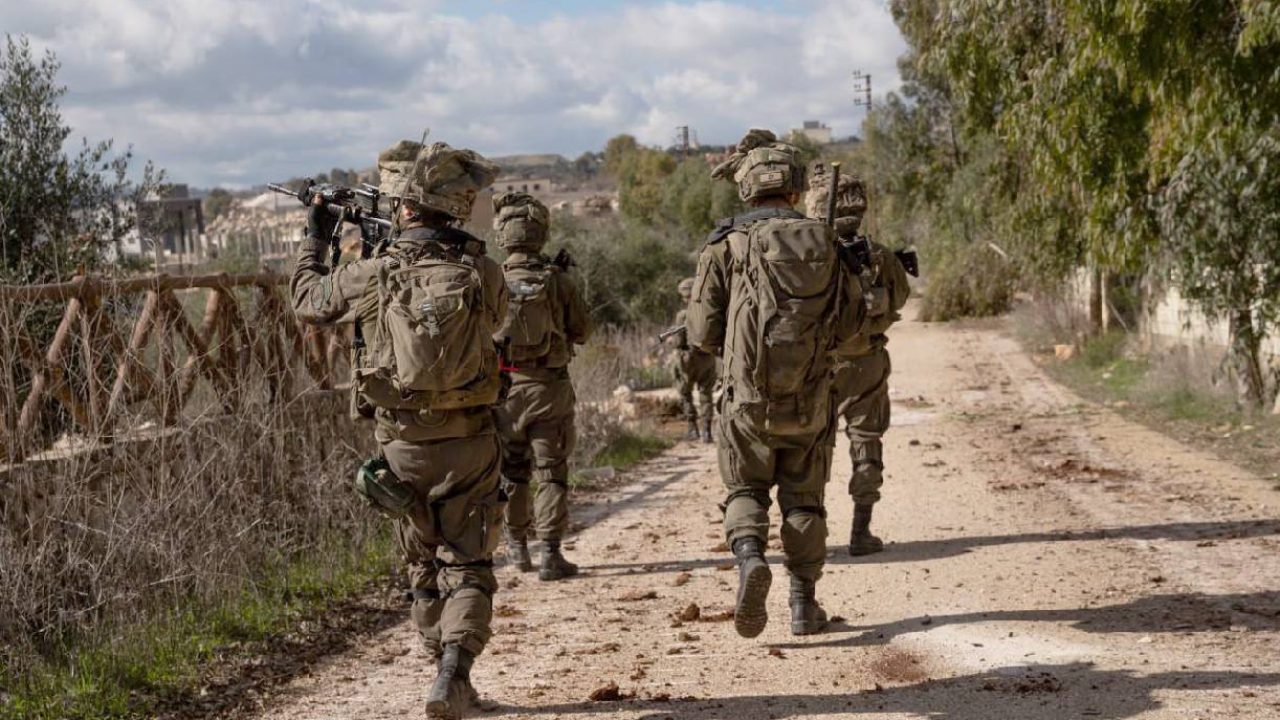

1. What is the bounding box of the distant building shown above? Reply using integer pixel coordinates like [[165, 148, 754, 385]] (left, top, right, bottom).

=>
[[492, 177, 555, 196], [140, 184, 204, 254], [791, 120, 833, 145]]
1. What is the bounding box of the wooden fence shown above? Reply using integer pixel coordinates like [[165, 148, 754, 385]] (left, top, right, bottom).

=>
[[0, 272, 347, 464]]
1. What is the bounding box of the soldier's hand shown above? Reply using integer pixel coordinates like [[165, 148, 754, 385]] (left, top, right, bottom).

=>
[[306, 196, 340, 240]]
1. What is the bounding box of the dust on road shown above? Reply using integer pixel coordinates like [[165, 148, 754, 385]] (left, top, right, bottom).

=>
[[254, 305, 1280, 719]]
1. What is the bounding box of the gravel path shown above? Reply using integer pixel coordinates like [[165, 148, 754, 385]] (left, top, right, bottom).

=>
[[254, 306, 1280, 719]]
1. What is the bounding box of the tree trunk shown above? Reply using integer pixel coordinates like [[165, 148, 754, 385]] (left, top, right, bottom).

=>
[[1227, 308, 1267, 411], [1088, 267, 1104, 335]]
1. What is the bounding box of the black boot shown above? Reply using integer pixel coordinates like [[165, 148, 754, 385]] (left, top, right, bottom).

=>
[[788, 576, 829, 636], [506, 535, 533, 573], [425, 644, 476, 719], [538, 539, 579, 581], [731, 536, 772, 638], [849, 504, 884, 556], [685, 418, 700, 441]]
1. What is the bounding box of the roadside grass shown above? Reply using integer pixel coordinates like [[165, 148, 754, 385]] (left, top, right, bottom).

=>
[[2, 533, 398, 720], [570, 426, 673, 491], [1022, 323, 1280, 484]]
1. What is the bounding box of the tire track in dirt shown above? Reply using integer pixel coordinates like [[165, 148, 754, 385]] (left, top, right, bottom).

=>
[[252, 305, 1280, 719]]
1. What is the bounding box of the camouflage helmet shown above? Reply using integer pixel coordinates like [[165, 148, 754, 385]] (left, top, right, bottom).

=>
[[492, 191, 550, 251], [377, 140, 499, 222], [806, 161, 867, 236], [678, 277, 696, 299], [711, 128, 807, 202]]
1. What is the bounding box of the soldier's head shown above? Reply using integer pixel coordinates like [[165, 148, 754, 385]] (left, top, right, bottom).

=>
[[711, 128, 806, 206], [678, 277, 696, 301], [377, 140, 499, 229], [492, 191, 550, 252], [806, 161, 868, 238]]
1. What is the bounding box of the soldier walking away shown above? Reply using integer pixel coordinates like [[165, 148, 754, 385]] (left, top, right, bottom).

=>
[[291, 140, 505, 719], [687, 129, 868, 638], [806, 164, 912, 557], [492, 192, 593, 581], [674, 277, 716, 443]]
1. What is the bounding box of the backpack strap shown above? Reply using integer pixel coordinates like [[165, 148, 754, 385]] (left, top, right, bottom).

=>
[[704, 207, 805, 246]]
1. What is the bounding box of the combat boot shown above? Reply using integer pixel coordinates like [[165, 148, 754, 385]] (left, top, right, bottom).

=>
[[849, 503, 884, 556], [538, 540, 579, 581], [684, 418, 700, 441], [788, 576, 829, 636], [506, 535, 533, 572], [699, 417, 713, 444], [731, 536, 772, 638], [425, 644, 477, 719]]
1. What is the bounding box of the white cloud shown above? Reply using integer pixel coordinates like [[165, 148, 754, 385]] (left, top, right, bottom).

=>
[[4, 0, 906, 187]]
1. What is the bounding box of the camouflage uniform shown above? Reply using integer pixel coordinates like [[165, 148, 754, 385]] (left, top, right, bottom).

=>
[[491, 193, 593, 580], [807, 163, 912, 556], [292, 141, 504, 718], [674, 278, 716, 442], [688, 129, 868, 638]]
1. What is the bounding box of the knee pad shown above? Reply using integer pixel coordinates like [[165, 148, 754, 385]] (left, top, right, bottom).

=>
[[782, 505, 827, 520]]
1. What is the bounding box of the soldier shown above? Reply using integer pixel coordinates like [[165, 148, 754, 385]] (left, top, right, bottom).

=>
[[291, 140, 505, 719], [493, 192, 593, 581], [687, 129, 867, 638], [806, 164, 912, 556], [673, 277, 716, 443]]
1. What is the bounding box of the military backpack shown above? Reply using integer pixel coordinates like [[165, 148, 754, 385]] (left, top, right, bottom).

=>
[[720, 209, 842, 434], [498, 257, 561, 364], [355, 229, 501, 412]]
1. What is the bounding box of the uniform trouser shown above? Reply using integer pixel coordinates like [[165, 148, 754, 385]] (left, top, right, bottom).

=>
[[383, 431, 503, 658], [716, 408, 836, 583], [497, 370, 576, 542], [832, 348, 892, 505], [678, 349, 716, 424]]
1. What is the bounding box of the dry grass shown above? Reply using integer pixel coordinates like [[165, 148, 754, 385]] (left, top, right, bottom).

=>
[[0, 288, 382, 717]]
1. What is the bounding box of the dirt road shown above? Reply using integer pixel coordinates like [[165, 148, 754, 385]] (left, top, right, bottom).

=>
[[256, 306, 1280, 719]]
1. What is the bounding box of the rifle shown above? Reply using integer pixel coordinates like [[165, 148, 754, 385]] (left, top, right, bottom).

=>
[[654, 324, 686, 346], [839, 235, 873, 276], [551, 247, 576, 271], [268, 179, 392, 269], [894, 248, 920, 277]]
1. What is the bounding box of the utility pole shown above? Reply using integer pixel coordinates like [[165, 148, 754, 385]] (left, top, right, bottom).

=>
[[851, 71, 876, 236], [852, 71, 873, 112]]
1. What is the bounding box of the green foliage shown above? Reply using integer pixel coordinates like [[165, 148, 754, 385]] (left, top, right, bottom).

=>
[[548, 212, 694, 328], [0, 35, 162, 283], [202, 188, 234, 220], [870, 1, 1280, 406], [2, 534, 396, 720]]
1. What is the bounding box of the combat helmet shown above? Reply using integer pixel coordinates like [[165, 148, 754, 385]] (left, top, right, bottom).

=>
[[377, 140, 499, 222], [493, 191, 550, 251], [711, 128, 807, 202], [678, 277, 696, 300], [806, 161, 868, 237]]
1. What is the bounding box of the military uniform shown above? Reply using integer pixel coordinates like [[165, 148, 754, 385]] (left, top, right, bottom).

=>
[[807, 164, 912, 556], [292, 140, 504, 719], [673, 280, 716, 442], [491, 193, 592, 580], [688, 129, 867, 638]]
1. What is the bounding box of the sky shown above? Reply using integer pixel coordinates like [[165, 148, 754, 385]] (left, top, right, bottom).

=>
[[4, 0, 907, 188]]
